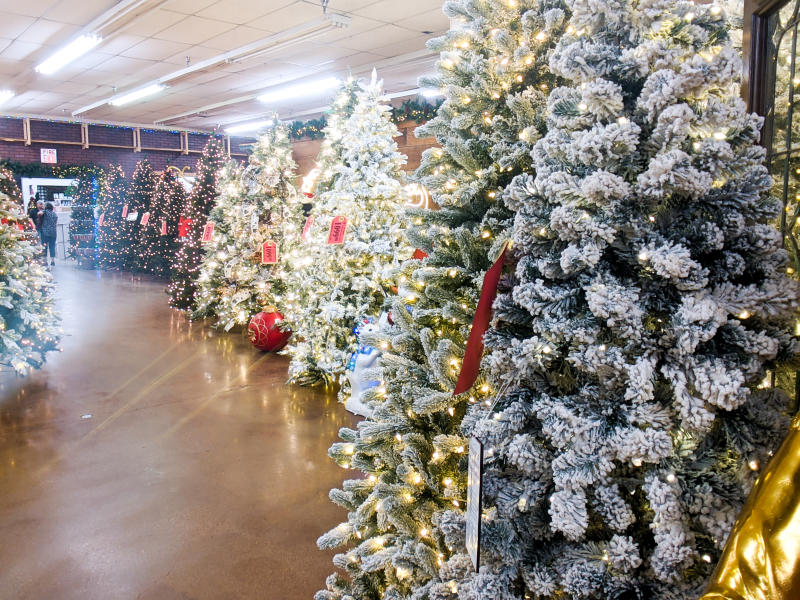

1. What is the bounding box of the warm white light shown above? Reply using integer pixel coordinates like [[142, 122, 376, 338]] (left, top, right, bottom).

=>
[[110, 84, 166, 106], [225, 119, 274, 134], [36, 34, 102, 75], [421, 88, 444, 98], [258, 76, 340, 104], [0, 90, 14, 106]]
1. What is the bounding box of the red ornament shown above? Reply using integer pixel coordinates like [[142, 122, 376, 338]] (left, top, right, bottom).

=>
[[412, 248, 428, 260], [248, 311, 292, 352]]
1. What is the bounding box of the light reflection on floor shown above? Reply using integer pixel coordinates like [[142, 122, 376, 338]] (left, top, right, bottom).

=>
[[0, 266, 355, 600]]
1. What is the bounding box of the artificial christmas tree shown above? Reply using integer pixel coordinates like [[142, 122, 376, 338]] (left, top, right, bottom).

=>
[[440, 1, 800, 599], [284, 73, 411, 388], [0, 186, 60, 374], [137, 167, 186, 277], [96, 164, 129, 271], [314, 2, 567, 597], [193, 123, 304, 330], [167, 136, 226, 311], [127, 159, 158, 272], [68, 173, 102, 269]]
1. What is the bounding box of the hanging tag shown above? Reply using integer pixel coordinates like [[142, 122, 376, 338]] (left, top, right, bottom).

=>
[[453, 242, 509, 395], [121, 204, 129, 218], [98, 213, 105, 226], [126, 211, 139, 222], [412, 248, 428, 260], [465, 437, 484, 571], [202, 221, 215, 243], [160, 219, 167, 236], [178, 217, 192, 238], [140, 212, 150, 226], [261, 241, 278, 264], [251, 211, 259, 233], [302, 216, 314, 240], [327, 216, 347, 245]]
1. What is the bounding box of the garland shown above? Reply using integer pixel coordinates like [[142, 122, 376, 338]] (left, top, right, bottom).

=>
[[287, 98, 442, 141], [0, 160, 106, 181]]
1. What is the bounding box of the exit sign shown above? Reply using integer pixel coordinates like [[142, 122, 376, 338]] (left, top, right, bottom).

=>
[[40, 148, 57, 164]]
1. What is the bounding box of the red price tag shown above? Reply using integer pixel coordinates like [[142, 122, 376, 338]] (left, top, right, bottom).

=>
[[160, 219, 167, 236], [412, 249, 428, 260], [178, 216, 192, 238], [201, 221, 215, 243], [98, 213, 105, 226], [327, 216, 347, 245], [261, 241, 278, 264], [302, 216, 314, 241], [121, 204, 129, 218], [140, 212, 150, 226]]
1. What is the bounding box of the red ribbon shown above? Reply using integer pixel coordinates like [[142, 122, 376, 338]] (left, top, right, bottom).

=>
[[453, 243, 508, 396]]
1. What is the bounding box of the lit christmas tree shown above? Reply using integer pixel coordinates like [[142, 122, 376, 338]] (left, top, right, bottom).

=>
[[137, 167, 186, 277], [284, 73, 411, 387], [69, 172, 103, 269], [314, 1, 567, 598], [96, 164, 129, 271], [443, 1, 800, 599], [0, 184, 60, 374], [194, 123, 303, 330], [126, 159, 157, 272], [168, 136, 226, 311]]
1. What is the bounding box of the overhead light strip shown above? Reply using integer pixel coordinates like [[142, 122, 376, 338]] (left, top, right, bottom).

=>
[[36, 34, 103, 75], [225, 119, 275, 135], [110, 84, 166, 106]]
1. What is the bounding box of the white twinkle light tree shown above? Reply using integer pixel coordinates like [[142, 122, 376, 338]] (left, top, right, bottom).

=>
[[284, 73, 411, 388], [436, 1, 800, 599], [314, 1, 568, 598], [193, 123, 303, 329]]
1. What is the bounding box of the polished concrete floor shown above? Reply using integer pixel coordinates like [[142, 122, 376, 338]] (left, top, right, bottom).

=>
[[0, 266, 355, 600]]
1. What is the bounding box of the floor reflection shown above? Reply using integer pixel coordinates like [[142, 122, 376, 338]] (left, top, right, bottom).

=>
[[0, 266, 356, 600]]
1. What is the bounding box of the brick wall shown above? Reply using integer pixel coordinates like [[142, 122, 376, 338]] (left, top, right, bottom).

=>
[[0, 117, 437, 181]]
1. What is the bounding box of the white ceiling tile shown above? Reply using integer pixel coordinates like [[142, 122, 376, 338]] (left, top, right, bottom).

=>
[[118, 9, 187, 38], [0, 12, 36, 39], [16, 19, 77, 45], [249, 2, 326, 32], [98, 34, 148, 56], [1, 39, 41, 60], [0, 0, 59, 19], [354, 0, 440, 24], [395, 8, 449, 34], [121, 38, 191, 61], [370, 33, 431, 58], [338, 24, 421, 52], [44, 0, 119, 26], [154, 15, 236, 44], [202, 25, 272, 52], [315, 0, 381, 12], [161, 0, 218, 16], [163, 44, 226, 66], [197, 0, 279, 24]]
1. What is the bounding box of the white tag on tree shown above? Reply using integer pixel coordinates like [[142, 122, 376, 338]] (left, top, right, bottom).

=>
[[126, 211, 139, 222], [466, 436, 484, 571]]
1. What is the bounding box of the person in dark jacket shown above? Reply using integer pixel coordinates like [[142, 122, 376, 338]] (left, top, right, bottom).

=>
[[28, 198, 44, 238], [41, 202, 58, 267]]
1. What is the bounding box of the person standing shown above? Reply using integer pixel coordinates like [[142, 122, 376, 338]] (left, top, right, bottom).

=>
[[40, 202, 58, 267]]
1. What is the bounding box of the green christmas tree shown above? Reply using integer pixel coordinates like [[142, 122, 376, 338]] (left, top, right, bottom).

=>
[[194, 123, 303, 330], [126, 159, 158, 272], [439, 1, 800, 598], [168, 137, 226, 311], [137, 167, 186, 277], [0, 182, 60, 374], [314, 1, 567, 598], [68, 172, 103, 269], [284, 74, 411, 388], [96, 164, 129, 271]]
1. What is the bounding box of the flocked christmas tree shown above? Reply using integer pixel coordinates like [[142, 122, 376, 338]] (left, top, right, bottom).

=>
[[137, 167, 186, 277], [314, 2, 567, 597], [194, 123, 303, 329], [69, 172, 102, 269], [284, 73, 411, 387], [0, 180, 60, 374], [168, 136, 226, 311], [96, 164, 129, 270], [436, 1, 800, 599]]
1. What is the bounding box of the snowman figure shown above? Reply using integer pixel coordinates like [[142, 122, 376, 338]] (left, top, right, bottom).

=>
[[345, 313, 390, 417]]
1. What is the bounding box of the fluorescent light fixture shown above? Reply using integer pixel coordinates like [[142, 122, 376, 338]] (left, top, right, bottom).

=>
[[258, 77, 341, 105], [0, 90, 14, 106], [225, 119, 274, 135], [110, 84, 166, 106], [421, 88, 444, 98], [36, 34, 102, 75]]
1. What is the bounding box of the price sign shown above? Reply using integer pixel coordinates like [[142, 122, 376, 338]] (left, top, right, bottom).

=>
[[121, 204, 129, 219], [302, 216, 314, 241], [40, 148, 57, 164], [465, 436, 484, 572], [261, 241, 278, 264], [178, 217, 192, 238], [201, 221, 215, 243], [126, 211, 138, 222], [98, 213, 105, 226], [160, 219, 168, 236], [327, 216, 347, 245], [140, 212, 150, 226]]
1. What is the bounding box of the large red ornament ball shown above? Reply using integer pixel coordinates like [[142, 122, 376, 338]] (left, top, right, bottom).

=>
[[248, 311, 292, 352]]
